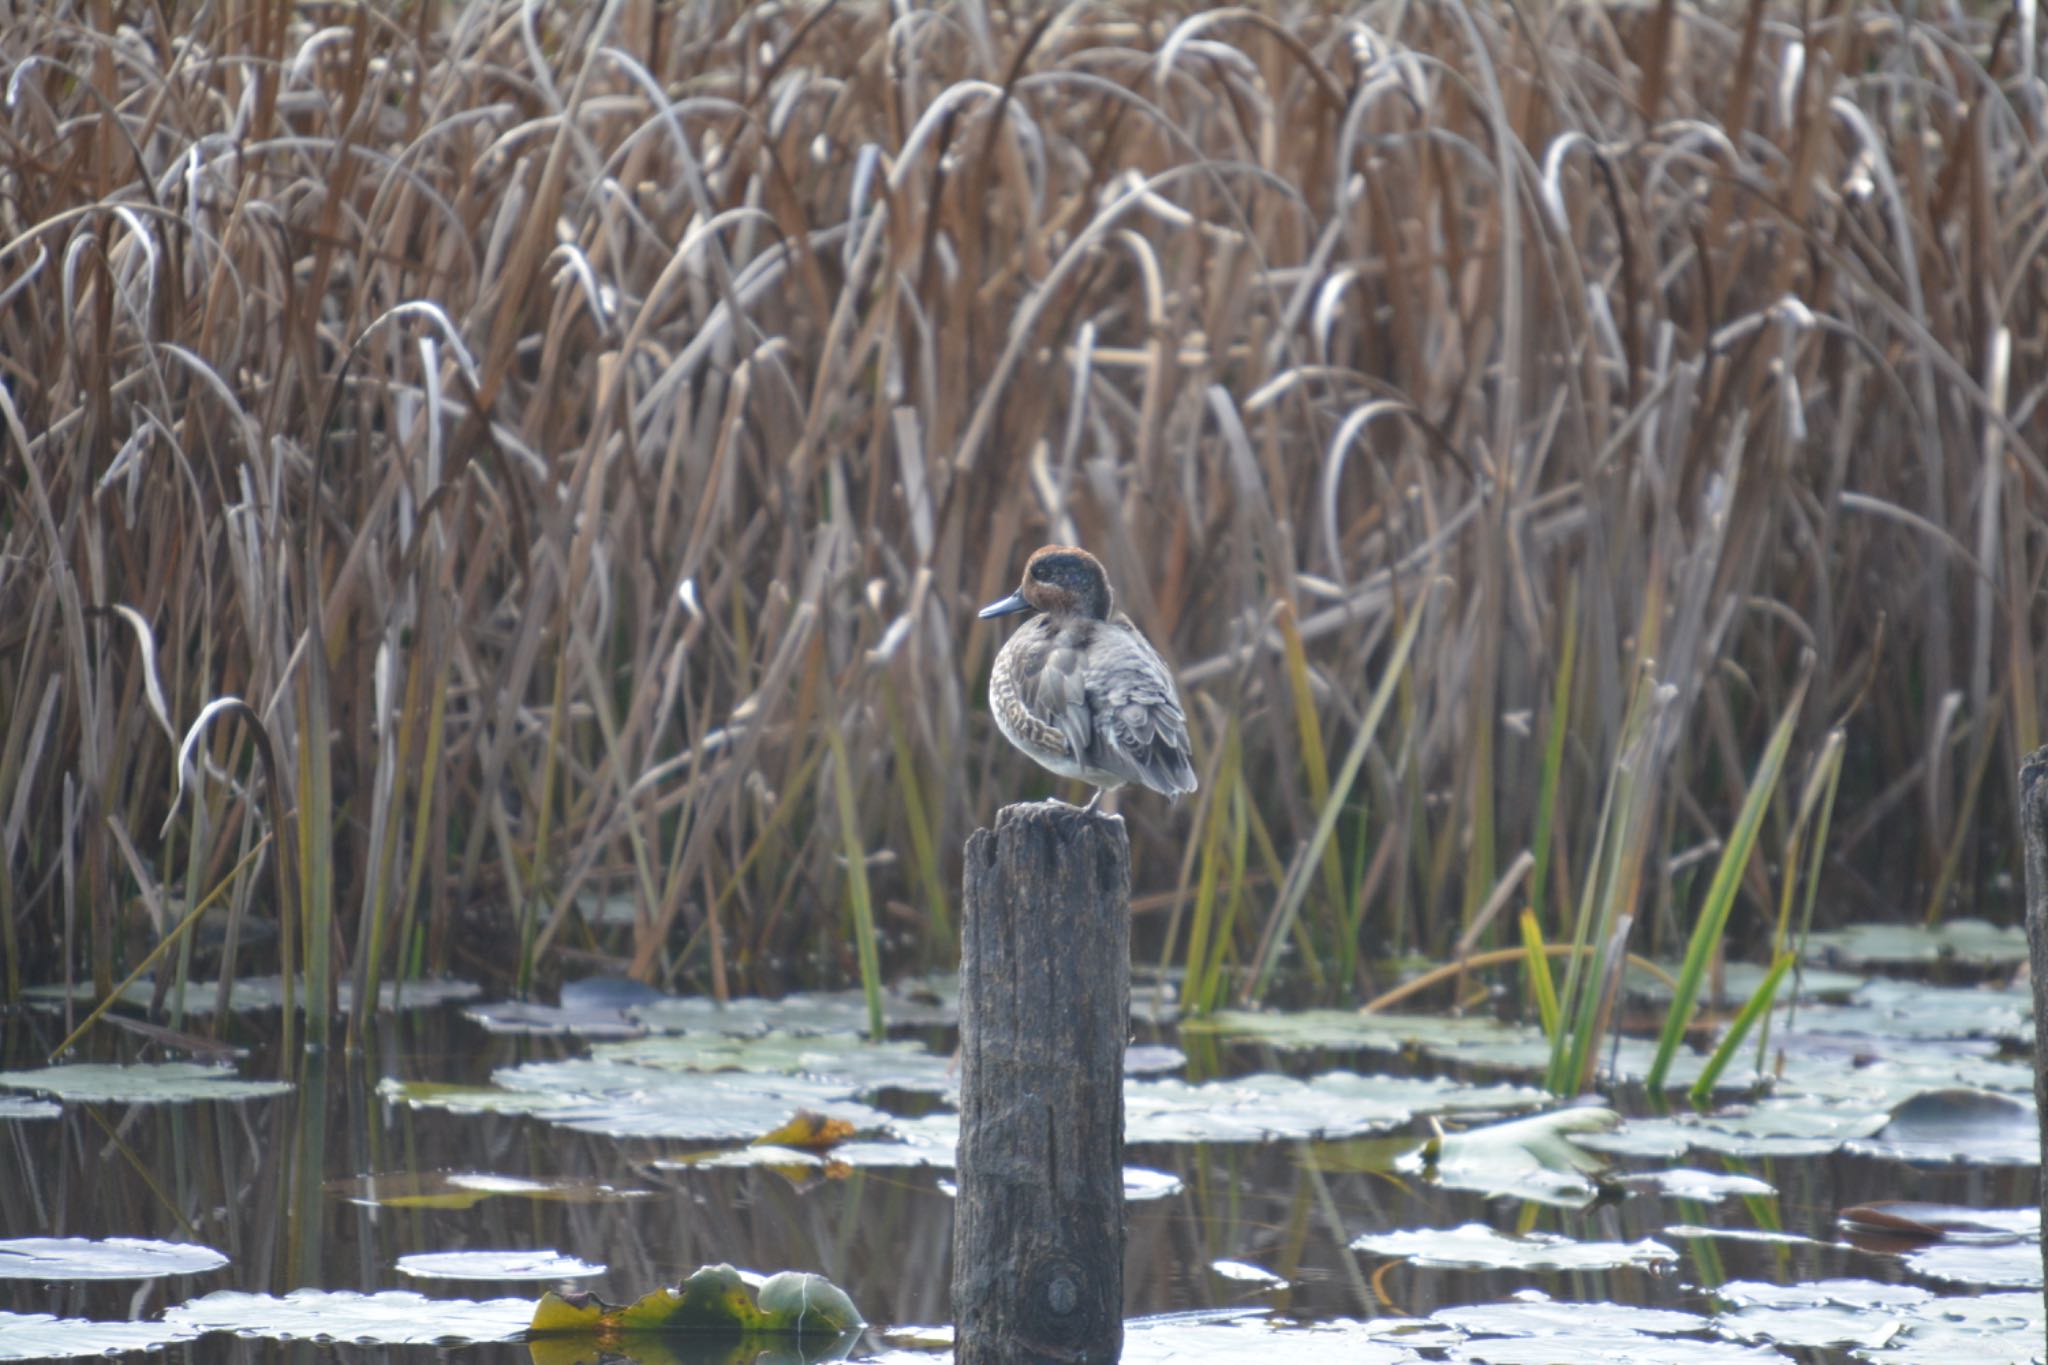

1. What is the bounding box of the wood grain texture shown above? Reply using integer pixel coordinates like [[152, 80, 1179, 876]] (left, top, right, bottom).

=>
[[953, 800, 1130, 1364], [2018, 745, 2048, 1304]]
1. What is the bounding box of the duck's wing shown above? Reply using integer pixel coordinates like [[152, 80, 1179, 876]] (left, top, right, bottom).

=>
[[1016, 626, 1098, 767], [1086, 625, 1198, 796]]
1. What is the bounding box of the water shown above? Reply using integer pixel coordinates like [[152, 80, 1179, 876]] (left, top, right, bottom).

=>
[[1, 974, 2042, 1363]]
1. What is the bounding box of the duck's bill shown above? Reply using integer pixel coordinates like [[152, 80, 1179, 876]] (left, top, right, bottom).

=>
[[978, 592, 1029, 619]]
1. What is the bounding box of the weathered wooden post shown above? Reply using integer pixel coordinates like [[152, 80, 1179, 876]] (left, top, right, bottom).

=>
[[953, 800, 1130, 1364], [2018, 746, 2048, 1306]]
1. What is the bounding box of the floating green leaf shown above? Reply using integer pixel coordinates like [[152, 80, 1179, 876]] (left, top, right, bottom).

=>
[[596, 1032, 953, 1095], [1188, 1008, 1541, 1056], [396, 1250, 604, 1281], [0, 1062, 290, 1105], [162, 1289, 531, 1343], [1422, 1107, 1620, 1206], [1802, 919, 2029, 969], [0, 1311, 197, 1360], [1122, 1307, 1426, 1363], [1714, 1280, 2044, 1358], [1845, 1088, 2040, 1165], [1433, 1298, 1773, 1363], [1127, 1071, 1540, 1144], [1351, 1223, 1678, 1272], [23, 975, 479, 1015], [0, 1238, 226, 1281], [1617, 1168, 1776, 1203], [530, 1264, 863, 1340], [327, 1171, 650, 1210], [1902, 1233, 2041, 1289], [629, 976, 960, 1038], [1624, 959, 1864, 1004], [1779, 978, 2034, 1046], [1578, 1098, 1889, 1160], [380, 1067, 885, 1142]]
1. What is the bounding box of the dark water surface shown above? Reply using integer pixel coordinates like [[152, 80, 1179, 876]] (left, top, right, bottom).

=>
[[3, 990, 2040, 1363]]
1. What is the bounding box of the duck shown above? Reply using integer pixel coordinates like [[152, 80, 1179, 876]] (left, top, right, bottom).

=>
[[978, 546, 1197, 809]]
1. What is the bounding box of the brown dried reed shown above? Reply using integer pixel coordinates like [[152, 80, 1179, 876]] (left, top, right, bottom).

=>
[[1, 1, 2041, 1019]]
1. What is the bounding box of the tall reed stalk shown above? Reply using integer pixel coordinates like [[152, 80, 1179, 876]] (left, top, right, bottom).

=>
[[0, 2, 2035, 1013]]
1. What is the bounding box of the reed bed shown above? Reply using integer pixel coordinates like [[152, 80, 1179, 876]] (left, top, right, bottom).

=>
[[2, 0, 2042, 1026]]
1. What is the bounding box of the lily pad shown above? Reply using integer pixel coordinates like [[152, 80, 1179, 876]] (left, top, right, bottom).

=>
[[661, 1138, 953, 1174], [1618, 1168, 1776, 1202], [1209, 1011, 1725, 1089], [530, 1263, 863, 1339], [1776, 978, 2033, 1046], [1422, 1107, 1619, 1205], [1901, 1237, 2043, 1289], [0, 1311, 197, 1360], [1579, 1097, 1890, 1160], [23, 974, 479, 1015], [382, 1066, 886, 1142], [163, 1288, 532, 1343], [1189, 1008, 1541, 1057], [0, 1062, 291, 1105], [0, 1237, 227, 1281], [1714, 1287, 1917, 1350], [1837, 1202, 2036, 1241], [630, 977, 958, 1037], [461, 1000, 648, 1039], [1667, 1225, 1826, 1249], [1848, 1290, 2045, 1362], [1435, 1298, 1781, 1363], [1714, 1279, 2044, 1359], [1845, 1088, 2039, 1164], [1350, 1223, 1679, 1272], [1126, 1071, 1544, 1144], [464, 976, 668, 1036], [596, 1032, 954, 1096], [1626, 959, 1865, 1004], [0, 1097, 58, 1121], [1124, 1168, 1185, 1202], [396, 1250, 605, 1281], [328, 1171, 650, 1209], [1432, 1299, 1721, 1337], [1124, 1044, 1186, 1076], [1802, 919, 2028, 969], [1120, 1308, 1427, 1363]]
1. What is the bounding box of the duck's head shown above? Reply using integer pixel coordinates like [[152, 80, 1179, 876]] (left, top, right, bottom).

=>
[[979, 545, 1113, 622]]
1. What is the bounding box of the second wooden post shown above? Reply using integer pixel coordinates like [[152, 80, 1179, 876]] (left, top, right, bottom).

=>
[[2017, 746, 2048, 1301], [953, 800, 1130, 1364]]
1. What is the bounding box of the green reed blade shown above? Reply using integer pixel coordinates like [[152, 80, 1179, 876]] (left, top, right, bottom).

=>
[[1646, 667, 1808, 1091], [1195, 773, 1252, 1016], [883, 678, 950, 948], [48, 834, 271, 1062], [1689, 950, 1795, 1105], [825, 714, 884, 1041], [1181, 721, 1233, 1017], [1518, 908, 1560, 1038], [1529, 582, 1578, 934], [1758, 729, 1844, 1066], [1278, 605, 1346, 932], [298, 638, 335, 1051], [1246, 582, 1432, 1004]]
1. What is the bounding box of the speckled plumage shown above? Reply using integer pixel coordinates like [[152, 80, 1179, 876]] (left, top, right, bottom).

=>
[[979, 547, 1197, 805]]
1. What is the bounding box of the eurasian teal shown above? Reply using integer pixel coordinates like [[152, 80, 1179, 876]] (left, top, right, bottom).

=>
[[979, 546, 1197, 808]]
